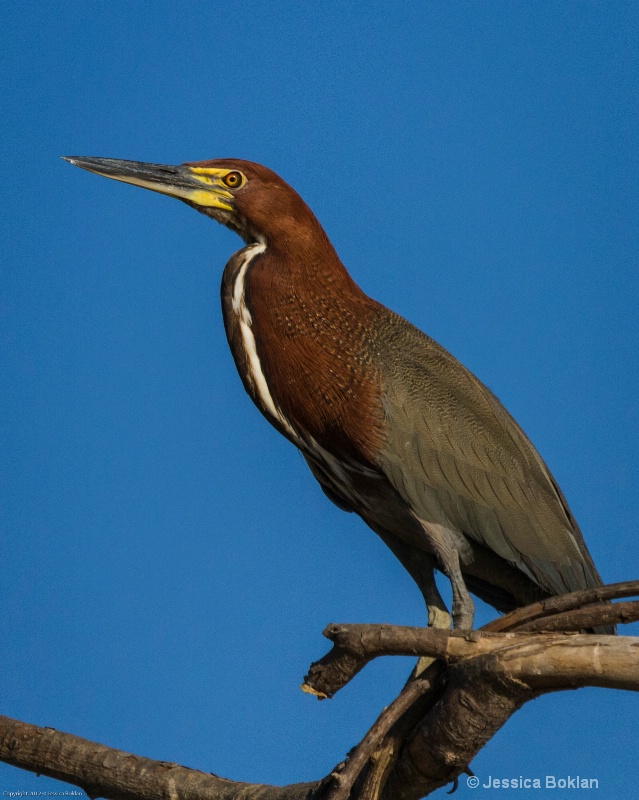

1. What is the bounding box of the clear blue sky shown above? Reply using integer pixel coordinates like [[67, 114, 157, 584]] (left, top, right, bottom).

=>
[[2, 2, 638, 798]]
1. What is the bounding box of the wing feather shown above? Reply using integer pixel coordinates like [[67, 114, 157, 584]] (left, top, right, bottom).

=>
[[375, 310, 603, 595]]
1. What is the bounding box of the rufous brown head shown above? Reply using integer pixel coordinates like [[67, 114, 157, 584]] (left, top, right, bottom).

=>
[[63, 156, 324, 251]]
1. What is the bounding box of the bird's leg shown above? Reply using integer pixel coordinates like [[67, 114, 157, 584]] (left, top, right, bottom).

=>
[[368, 527, 453, 678], [424, 578, 452, 630], [410, 566, 453, 678], [415, 518, 475, 630], [448, 550, 475, 630], [368, 525, 453, 627], [399, 556, 451, 678]]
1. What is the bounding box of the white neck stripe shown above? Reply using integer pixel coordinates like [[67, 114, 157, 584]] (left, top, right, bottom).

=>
[[231, 244, 298, 440]]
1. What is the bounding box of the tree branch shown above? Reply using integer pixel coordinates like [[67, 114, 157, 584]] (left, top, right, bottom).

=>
[[311, 588, 639, 800], [381, 655, 533, 800], [2, 582, 638, 800], [304, 596, 639, 699], [0, 716, 318, 800], [483, 579, 639, 632], [314, 627, 639, 692]]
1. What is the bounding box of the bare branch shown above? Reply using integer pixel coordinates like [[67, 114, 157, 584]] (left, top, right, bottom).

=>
[[488, 634, 639, 691], [378, 631, 639, 800], [303, 625, 450, 699], [382, 656, 533, 800], [306, 625, 639, 688], [303, 593, 639, 699], [0, 716, 317, 800], [322, 671, 442, 800], [308, 595, 639, 800], [515, 599, 639, 631], [483, 580, 639, 632], [3, 581, 638, 800]]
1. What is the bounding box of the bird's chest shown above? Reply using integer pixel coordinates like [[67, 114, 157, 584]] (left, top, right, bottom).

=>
[[221, 247, 385, 468]]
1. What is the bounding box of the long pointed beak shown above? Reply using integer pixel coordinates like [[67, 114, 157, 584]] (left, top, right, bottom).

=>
[[63, 156, 235, 211]]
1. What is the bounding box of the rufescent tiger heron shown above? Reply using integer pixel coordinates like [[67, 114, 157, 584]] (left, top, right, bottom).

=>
[[64, 156, 613, 634]]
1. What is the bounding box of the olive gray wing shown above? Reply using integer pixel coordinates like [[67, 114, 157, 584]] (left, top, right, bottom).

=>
[[376, 314, 604, 597]]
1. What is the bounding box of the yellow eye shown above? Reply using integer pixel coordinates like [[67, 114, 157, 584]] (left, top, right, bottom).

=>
[[223, 171, 243, 189]]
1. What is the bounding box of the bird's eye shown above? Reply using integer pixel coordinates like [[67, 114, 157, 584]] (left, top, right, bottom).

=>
[[222, 171, 243, 189]]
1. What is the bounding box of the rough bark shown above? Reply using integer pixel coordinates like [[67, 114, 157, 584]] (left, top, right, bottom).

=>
[[0, 717, 318, 800]]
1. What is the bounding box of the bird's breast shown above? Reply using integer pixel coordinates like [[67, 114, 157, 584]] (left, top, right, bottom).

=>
[[221, 245, 386, 468]]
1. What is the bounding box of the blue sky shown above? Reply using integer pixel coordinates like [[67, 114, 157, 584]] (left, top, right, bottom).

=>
[[1, 2, 638, 797]]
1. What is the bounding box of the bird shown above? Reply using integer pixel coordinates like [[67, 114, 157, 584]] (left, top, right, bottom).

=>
[[64, 155, 613, 633]]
